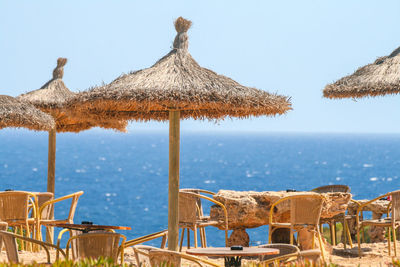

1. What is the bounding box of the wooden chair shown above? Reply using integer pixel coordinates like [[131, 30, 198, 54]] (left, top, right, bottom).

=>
[[133, 245, 220, 267], [66, 232, 126, 264], [0, 191, 40, 250], [0, 230, 66, 264], [356, 190, 400, 257], [311, 185, 352, 247], [39, 191, 84, 243], [178, 190, 228, 251], [268, 194, 325, 259], [124, 229, 168, 248]]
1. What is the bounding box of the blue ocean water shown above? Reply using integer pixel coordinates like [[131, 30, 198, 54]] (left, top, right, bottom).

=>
[[1, 130, 399, 246]]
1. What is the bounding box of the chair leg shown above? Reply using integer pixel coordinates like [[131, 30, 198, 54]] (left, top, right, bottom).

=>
[[316, 228, 325, 260], [344, 219, 353, 248], [393, 227, 397, 257], [290, 227, 293, 245], [357, 225, 361, 257], [194, 225, 198, 248], [330, 222, 336, 246], [388, 227, 392, 256], [268, 227, 273, 244], [187, 228, 190, 249], [179, 228, 184, 252]]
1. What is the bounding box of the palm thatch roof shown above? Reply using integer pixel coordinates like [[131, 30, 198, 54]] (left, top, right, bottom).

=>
[[324, 46, 400, 99], [0, 95, 55, 131], [69, 17, 291, 121], [18, 58, 127, 132]]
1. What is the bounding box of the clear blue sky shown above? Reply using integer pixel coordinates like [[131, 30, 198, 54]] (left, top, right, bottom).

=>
[[1, 1, 400, 133]]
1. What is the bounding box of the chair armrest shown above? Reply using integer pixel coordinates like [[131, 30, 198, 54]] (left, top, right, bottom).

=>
[[260, 252, 299, 266], [124, 230, 168, 248], [39, 191, 84, 219], [133, 246, 220, 267], [356, 193, 390, 225]]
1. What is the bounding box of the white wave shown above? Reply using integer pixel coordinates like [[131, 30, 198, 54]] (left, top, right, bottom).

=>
[[369, 177, 378, 181], [336, 177, 341, 181], [32, 168, 38, 172], [105, 193, 111, 197], [144, 207, 149, 212], [204, 180, 216, 184], [363, 164, 373, 168], [75, 169, 86, 173], [387, 178, 393, 181]]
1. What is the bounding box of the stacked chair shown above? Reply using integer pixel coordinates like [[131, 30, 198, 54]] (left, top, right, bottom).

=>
[[179, 189, 229, 250], [311, 185, 354, 248]]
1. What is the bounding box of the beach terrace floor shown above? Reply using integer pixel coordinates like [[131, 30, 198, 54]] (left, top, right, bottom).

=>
[[1, 242, 399, 267]]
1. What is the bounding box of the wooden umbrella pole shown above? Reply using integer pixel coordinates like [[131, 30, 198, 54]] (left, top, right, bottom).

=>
[[168, 110, 180, 251], [46, 128, 56, 243], [47, 128, 56, 194]]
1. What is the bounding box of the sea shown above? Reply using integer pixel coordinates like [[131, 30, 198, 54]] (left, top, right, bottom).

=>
[[0, 130, 399, 247]]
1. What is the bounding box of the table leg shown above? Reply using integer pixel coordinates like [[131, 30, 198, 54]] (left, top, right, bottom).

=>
[[224, 256, 242, 267]]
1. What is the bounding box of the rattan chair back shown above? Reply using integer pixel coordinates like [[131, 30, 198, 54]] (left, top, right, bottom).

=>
[[36, 192, 54, 220], [391, 190, 400, 221], [0, 191, 32, 222], [149, 250, 182, 267], [290, 194, 324, 226], [311, 185, 350, 193], [258, 243, 299, 261], [67, 232, 125, 263], [179, 191, 199, 224]]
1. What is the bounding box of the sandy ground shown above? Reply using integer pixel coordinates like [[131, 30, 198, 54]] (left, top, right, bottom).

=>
[[1, 242, 399, 266]]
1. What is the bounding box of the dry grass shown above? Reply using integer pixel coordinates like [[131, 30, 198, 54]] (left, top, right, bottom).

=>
[[323, 46, 400, 99], [0, 95, 54, 131], [68, 17, 291, 122]]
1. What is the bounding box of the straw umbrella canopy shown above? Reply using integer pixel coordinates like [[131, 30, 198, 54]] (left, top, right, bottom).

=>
[[0, 95, 54, 131], [18, 58, 128, 195], [69, 17, 292, 250], [324, 46, 400, 99]]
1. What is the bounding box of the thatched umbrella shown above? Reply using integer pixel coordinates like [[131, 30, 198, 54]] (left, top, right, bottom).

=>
[[69, 17, 292, 250], [324, 46, 400, 99], [0, 95, 55, 131], [18, 58, 128, 196]]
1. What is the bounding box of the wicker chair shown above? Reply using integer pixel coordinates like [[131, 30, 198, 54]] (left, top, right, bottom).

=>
[[268, 194, 325, 258], [258, 243, 300, 263], [124, 229, 168, 249], [0, 191, 40, 250], [38, 191, 84, 243], [311, 185, 352, 247], [180, 188, 216, 247], [179, 190, 228, 251], [66, 232, 126, 264], [0, 230, 66, 263], [356, 190, 400, 257], [257, 244, 321, 266], [133, 245, 220, 267]]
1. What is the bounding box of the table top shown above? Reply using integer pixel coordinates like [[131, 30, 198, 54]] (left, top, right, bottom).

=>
[[46, 223, 131, 231], [186, 247, 279, 257]]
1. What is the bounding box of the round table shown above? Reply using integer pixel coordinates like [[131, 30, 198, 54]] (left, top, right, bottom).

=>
[[186, 247, 279, 267]]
